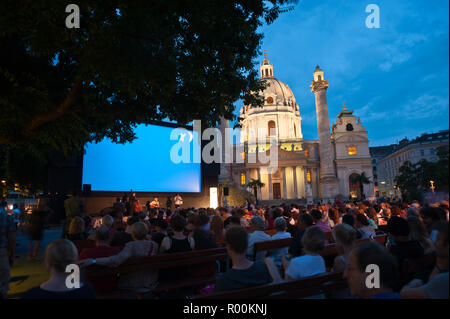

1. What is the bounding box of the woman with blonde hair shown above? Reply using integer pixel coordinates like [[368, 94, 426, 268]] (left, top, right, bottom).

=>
[[331, 223, 357, 273], [67, 216, 87, 241], [79, 222, 158, 291], [23, 239, 96, 298]]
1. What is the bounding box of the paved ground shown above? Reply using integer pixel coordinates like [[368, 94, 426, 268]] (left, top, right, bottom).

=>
[[7, 227, 63, 298]]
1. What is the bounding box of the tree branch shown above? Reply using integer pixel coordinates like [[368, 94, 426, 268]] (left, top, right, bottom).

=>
[[25, 79, 82, 133]]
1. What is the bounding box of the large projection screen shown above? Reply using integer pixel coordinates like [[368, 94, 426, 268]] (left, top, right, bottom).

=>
[[82, 124, 201, 192]]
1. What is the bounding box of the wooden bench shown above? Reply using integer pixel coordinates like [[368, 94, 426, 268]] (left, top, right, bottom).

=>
[[196, 272, 346, 299], [253, 238, 293, 260], [84, 247, 228, 299]]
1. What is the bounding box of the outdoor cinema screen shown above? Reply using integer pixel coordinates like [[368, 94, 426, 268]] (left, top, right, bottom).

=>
[[82, 123, 201, 192]]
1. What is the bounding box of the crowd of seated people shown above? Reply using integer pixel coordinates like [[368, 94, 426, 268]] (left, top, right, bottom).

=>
[[14, 198, 449, 299]]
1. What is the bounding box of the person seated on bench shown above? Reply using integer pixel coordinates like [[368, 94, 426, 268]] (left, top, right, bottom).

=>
[[288, 213, 314, 257], [110, 215, 139, 248], [79, 222, 158, 291], [407, 216, 435, 254], [78, 226, 121, 293], [342, 214, 363, 239], [331, 223, 357, 273], [88, 215, 116, 241], [400, 221, 448, 299], [192, 213, 216, 250], [344, 242, 400, 299], [270, 217, 292, 267], [387, 216, 424, 268], [247, 216, 271, 261], [355, 214, 376, 239], [67, 216, 89, 241], [150, 218, 169, 248], [284, 226, 326, 280], [214, 226, 272, 292], [311, 209, 331, 233], [224, 216, 241, 230], [23, 239, 96, 299], [160, 215, 195, 253]]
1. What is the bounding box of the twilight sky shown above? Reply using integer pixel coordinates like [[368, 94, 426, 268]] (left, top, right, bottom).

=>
[[232, 0, 449, 146]]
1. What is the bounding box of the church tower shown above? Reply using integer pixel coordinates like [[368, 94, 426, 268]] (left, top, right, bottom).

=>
[[311, 66, 339, 202]]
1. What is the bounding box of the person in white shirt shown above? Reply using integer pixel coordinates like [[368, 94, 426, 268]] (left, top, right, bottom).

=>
[[246, 216, 271, 261], [270, 217, 292, 266], [174, 194, 183, 208], [284, 226, 326, 279]]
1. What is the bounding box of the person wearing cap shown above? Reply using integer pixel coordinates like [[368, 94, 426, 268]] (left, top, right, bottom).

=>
[[246, 216, 271, 261]]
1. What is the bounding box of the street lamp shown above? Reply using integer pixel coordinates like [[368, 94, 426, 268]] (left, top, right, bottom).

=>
[[430, 180, 435, 193]]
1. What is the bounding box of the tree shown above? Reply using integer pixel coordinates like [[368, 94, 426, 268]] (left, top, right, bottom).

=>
[[0, 0, 297, 188], [247, 178, 265, 204], [394, 147, 449, 201], [349, 172, 371, 199]]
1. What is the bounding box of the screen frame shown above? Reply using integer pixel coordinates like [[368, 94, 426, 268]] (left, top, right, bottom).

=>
[[81, 120, 205, 196]]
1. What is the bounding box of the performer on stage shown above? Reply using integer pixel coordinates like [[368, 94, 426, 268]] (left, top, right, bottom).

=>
[[150, 197, 160, 209], [174, 194, 183, 208]]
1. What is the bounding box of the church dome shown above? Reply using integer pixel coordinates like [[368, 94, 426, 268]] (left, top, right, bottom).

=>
[[239, 51, 303, 143], [260, 77, 298, 109]]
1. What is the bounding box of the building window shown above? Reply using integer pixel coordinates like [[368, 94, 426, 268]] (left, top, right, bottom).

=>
[[304, 148, 310, 157], [348, 146, 357, 155], [240, 172, 246, 185], [346, 123, 354, 131], [420, 150, 424, 156], [294, 124, 297, 137], [268, 120, 276, 136], [306, 169, 311, 183], [266, 97, 274, 105]]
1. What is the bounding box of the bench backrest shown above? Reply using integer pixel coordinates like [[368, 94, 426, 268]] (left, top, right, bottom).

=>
[[85, 247, 228, 277], [198, 272, 346, 299], [253, 238, 293, 260]]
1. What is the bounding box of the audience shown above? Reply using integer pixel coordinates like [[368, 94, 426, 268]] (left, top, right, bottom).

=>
[[401, 221, 449, 299], [284, 226, 326, 279], [310, 209, 331, 233], [331, 223, 357, 273], [288, 213, 313, 257], [407, 216, 435, 254], [246, 216, 271, 261], [67, 216, 88, 241], [160, 215, 195, 253], [79, 222, 158, 291], [355, 214, 376, 239], [270, 217, 292, 266], [387, 216, 424, 267], [344, 242, 399, 299], [24, 239, 95, 299], [214, 226, 273, 292]]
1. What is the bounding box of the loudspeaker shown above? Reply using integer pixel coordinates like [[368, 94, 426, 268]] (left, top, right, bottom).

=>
[[223, 187, 229, 196], [82, 184, 91, 195]]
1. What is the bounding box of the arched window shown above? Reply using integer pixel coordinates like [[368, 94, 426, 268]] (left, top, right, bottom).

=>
[[348, 146, 357, 155], [306, 169, 312, 183], [266, 97, 274, 105], [318, 75, 322, 81], [240, 172, 246, 185], [304, 148, 310, 157], [346, 123, 354, 131], [268, 120, 276, 136]]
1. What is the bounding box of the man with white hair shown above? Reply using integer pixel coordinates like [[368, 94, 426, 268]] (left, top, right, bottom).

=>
[[270, 217, 292, 266], [246, 216, 271, 261]]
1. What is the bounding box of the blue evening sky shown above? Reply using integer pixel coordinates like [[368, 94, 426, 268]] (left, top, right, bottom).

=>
[[232, 0, 449, 146]]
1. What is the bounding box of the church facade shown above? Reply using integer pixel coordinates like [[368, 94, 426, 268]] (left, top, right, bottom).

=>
[[219, 53, 374, 203]]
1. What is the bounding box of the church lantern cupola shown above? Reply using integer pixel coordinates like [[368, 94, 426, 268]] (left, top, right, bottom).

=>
[[260, 50, 274, 79]]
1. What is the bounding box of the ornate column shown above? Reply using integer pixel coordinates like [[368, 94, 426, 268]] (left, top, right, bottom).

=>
[[282, 167, 287, 199], [268, 169, 273, 200], [292, 166, 298, 199], [257, 168, 262, 200], [310, 66, 339, 202]]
